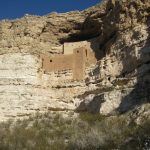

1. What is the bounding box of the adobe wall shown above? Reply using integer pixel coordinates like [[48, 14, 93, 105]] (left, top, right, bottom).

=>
[[85, 49, 97, 66], [41, 54, 74, 72], [73, 48, 86, 80], [63, 41, 89, 55]]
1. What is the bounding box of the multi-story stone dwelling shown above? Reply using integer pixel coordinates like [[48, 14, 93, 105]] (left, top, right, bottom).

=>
[[40, 41, 97, 80]]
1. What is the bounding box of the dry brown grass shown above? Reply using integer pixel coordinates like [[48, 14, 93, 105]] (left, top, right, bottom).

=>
[[0, 112, 149, 150]]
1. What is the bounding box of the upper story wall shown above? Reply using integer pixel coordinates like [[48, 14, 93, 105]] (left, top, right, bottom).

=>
[[63, 41, 90, 55]]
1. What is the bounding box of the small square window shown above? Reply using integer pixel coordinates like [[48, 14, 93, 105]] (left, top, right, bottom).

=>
[[50, 59, 52, 62]]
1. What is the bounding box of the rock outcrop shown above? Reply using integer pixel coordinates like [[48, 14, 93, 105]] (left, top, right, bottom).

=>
[[0, 0, 150, 121]]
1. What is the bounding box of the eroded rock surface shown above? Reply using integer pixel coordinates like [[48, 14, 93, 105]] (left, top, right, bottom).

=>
[[0, 0, 150, 121]]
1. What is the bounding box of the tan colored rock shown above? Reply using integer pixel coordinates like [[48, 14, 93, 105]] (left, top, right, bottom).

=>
[[0, 0, 150, 120]]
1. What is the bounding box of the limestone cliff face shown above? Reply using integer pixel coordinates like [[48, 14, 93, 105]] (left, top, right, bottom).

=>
[[0, 0, 150, 121]]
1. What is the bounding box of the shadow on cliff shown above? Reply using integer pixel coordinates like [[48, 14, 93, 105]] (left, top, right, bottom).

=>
[[75, 95, 105, 113], [76, 27, 150, 114], [76, 8, 150, 115], [116, 17, 150, 113]]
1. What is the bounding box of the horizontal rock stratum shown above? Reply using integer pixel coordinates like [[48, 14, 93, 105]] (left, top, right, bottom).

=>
[[0, 0, 150, 121]]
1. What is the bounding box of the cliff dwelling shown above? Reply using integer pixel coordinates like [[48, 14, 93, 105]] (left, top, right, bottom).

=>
[[40, 41, 97, 80]]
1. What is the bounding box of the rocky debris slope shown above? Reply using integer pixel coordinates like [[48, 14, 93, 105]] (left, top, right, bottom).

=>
[[0, 0, 150, 121]]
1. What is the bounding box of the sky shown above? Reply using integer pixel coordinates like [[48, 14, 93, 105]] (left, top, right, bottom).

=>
[[0, 0, 100, 20]]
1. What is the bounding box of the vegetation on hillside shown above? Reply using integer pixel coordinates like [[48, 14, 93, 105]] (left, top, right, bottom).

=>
[[0, 112, 149, 150]]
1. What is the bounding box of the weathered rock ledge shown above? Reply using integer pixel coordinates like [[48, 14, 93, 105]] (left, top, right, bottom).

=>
[[0, 0, 150, 121]]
